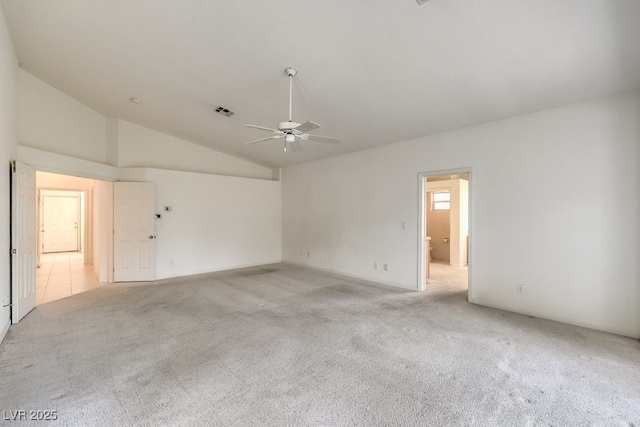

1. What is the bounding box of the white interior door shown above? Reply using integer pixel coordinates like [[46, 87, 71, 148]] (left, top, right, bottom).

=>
[[42, 194, 79, 253], [11, 161, 37, 324], [113, 182, 156, 282]]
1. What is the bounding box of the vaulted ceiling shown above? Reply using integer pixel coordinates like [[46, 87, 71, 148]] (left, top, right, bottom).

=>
[[2, 0, 640, 168]]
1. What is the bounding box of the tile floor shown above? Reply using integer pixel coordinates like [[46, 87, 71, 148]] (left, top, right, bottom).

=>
[[36, 252, 106, 305]]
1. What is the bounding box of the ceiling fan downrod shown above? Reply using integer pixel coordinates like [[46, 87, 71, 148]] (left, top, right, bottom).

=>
[[285, 67, 297, 123], [243, 66, 340, 150]]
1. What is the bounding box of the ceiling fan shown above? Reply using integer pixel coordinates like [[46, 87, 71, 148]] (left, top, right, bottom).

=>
[[245, 67, 340, 152]]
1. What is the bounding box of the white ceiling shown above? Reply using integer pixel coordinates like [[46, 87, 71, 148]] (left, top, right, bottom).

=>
[[2, 0, 640, 168]]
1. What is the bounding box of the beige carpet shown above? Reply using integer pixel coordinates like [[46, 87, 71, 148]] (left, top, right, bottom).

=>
[[428, 259, 468, 290], [0, 263, 638, 426]]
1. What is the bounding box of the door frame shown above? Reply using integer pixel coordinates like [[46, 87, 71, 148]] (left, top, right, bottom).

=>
[[31, 173, 113, 293], [418, 167, 473, 300]]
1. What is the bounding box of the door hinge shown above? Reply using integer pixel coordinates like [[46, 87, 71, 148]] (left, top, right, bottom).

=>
[[11, 160, 16, 173], [11, 248, 16, 255]]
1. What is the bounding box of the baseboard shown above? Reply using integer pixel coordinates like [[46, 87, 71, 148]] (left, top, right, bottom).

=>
[[154, 259, 284, 281], [92, 265, 106, 283], [472, 298, 640, 339], [0, 319, 9, 346], [155, 259, 416, 292], [283, 260, 417, 292]]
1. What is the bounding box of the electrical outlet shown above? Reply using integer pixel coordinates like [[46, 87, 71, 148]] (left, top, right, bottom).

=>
[[517, 284, 524, 294], [383, 264, 389, 272], [374, 262, 378, 269]]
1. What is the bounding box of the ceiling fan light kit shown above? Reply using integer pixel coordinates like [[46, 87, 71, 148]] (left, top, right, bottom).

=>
[[244, 67, 340, 152]]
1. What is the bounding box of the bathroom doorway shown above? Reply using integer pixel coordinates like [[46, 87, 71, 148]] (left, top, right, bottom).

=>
[[418, 169, 470, 299]]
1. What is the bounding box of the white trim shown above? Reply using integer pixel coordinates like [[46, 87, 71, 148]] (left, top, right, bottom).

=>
[[418, 175, 427, 292], [0, 320, 9, 345], [284, 260, 416, 291], [153, 260, 285, 281], [472, 299, 639, 339], [17, 146, 118, 181]]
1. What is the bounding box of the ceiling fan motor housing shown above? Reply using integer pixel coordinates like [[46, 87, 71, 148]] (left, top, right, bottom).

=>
[[279, 121, 299, 130]]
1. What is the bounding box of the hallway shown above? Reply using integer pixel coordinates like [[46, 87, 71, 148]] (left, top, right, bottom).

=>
[[36, 252, 106, 305]]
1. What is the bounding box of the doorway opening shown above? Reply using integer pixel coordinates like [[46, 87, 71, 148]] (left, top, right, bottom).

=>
[[418, 169, 471, 300], [35, 171, 113, 305]]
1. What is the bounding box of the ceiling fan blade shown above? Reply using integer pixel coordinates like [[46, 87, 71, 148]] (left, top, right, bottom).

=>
[[244, 124, 278, 133], [246, 136, 280, 145], [290, 140, 303, 152], [307, 134, 340, 144], [295, 121, 320, 133]]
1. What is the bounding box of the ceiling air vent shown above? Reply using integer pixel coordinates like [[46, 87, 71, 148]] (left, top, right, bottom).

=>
[[214, 106, 235, 117]]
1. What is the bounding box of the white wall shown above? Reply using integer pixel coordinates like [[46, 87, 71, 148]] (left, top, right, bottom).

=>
[[120, 167, 281, 279], [18, 70, 107, 164], [18, 146, 119, 182], [92, 180, 113, 282], [14, 72, 278, 283], [13, 77, 280, 282], [282, 90, 640, 337], [17, 71, 275, 181], [0, 7, 18, 342], [117, 120, 274, 180]]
